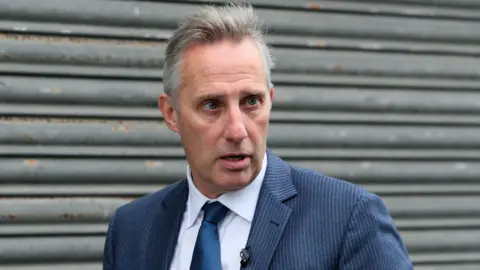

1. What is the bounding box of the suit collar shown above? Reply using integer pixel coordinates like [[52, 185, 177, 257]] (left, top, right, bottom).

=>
[[262, 149, 297, 202], [245, 149, 298, 269], [145, 179, 188, 270]]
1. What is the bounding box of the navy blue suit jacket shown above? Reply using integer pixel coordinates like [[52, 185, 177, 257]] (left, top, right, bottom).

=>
[[103, 150, 413, 269]]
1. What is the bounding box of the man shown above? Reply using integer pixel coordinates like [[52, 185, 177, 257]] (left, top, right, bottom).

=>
[[103, 3, 413, 270]]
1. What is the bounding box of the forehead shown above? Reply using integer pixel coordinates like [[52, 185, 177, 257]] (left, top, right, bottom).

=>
[[179, 38, 267, 95]]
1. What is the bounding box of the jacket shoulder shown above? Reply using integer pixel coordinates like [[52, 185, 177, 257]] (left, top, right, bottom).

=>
[[291, 165, 372, 199], [288, 165, 412, 268], [288, 164, 381, 217]]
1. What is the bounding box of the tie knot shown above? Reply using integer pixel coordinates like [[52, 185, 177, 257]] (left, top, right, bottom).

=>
[[202, 202, 229, 224]]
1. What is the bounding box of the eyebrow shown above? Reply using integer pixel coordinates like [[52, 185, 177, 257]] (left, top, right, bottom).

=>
[[195, 89, 266, 101]]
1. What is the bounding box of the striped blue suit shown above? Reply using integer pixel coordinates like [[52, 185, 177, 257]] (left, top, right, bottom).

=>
[[103, 149, 413, 269]]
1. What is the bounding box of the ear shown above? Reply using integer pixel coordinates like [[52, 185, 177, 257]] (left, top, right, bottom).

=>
[[158, 93, 180, 133], [268, 87, 275, 110]]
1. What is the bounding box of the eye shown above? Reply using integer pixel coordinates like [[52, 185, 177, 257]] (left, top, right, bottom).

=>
[[245, 96, 260, 107], [202, 100, 218, 111]]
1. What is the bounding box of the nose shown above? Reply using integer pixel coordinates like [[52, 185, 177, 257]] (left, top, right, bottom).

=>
[[224, 106, 248, 143]]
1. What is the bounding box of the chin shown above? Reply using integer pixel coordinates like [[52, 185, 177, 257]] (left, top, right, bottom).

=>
[[216, 170, 255, 190]]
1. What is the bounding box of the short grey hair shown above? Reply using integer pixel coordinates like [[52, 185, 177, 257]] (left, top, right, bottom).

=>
[[163, 2, 275, 110]]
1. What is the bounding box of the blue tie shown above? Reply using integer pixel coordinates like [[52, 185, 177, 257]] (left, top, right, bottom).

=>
[[190, 202, 229, 270]]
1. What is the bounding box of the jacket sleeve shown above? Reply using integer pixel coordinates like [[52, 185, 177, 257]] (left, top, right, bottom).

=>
[[338, 192, 414, 270], [103, 210, 117, 270]]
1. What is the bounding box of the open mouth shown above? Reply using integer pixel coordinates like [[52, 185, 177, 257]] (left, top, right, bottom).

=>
[[222, 155, 247, 161], [219, 154, 251, 169]]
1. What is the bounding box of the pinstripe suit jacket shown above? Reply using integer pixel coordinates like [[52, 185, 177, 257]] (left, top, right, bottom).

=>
[[103, 150, 413, 270]]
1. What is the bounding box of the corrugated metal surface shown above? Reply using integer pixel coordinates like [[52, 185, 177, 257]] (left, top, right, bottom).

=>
[[1, 0, 480, 268]]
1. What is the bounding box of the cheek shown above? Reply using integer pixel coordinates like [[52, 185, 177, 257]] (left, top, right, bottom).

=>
[[248, 112, 270, 140], [179, 110, 207, 132], [182, 119, 220, 146]]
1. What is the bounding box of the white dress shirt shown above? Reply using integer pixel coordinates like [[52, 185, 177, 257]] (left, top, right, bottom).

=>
[[170, 153, 267, 270]]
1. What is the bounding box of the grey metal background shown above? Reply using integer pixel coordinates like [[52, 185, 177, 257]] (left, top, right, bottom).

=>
[[1, 0, 480, 269]]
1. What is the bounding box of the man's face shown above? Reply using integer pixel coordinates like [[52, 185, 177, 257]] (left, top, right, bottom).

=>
[[159, 37, 274, 198]]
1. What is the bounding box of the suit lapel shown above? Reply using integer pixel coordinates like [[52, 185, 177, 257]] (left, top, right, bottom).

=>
[[245, 150, 297, 269], [145, 180, 188, 270]]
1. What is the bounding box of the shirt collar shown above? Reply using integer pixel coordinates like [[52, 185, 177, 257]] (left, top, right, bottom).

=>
[[185, 152, 267, 228]]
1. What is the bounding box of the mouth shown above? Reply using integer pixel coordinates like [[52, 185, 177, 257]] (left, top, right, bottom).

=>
[[221, 154, 249, 161], [219, 153, 252, 170]]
